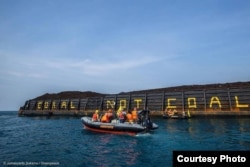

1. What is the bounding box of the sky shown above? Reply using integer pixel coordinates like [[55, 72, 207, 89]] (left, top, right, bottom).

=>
[[0, 0, 250, 110]]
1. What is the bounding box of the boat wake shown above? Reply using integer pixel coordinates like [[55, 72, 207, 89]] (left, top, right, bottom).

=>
[[135, 132, 151, 137]]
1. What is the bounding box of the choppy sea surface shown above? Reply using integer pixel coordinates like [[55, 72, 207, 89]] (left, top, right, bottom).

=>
[[0, 111, 250, 167]]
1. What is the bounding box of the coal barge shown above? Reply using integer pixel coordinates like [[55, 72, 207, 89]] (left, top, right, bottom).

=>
[[18, 81, 250, 117]]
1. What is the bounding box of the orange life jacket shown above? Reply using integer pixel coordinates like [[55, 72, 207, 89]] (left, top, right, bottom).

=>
[[126, 113, 133, 122], [101, 113, 110, 123], [101, 113, 107, 122], [132, 110, 138, 120]]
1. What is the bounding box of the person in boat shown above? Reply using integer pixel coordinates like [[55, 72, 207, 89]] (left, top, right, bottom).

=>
[[101, 109, 113, 123], [167, 109, 174, 117], [173, 109, 178, 116], [126, 111, 133, 123], [92, 110, 99, 122], [118, 108, 127, 123], [131, 107, 138, 123]]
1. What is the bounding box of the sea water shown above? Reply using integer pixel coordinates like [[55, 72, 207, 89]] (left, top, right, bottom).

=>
[[0, 111, 250, 167]]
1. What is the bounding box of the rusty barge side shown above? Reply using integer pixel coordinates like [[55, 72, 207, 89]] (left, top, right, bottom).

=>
[[18, 82, 250, 117]]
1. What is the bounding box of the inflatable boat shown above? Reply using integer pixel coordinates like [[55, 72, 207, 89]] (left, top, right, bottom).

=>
[[81, 110, 158, 135]]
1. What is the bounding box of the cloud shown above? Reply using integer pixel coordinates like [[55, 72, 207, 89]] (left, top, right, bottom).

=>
[[7, 71, 47, 79], [83, 56, 161, 75], [43, 56, 162, 76]]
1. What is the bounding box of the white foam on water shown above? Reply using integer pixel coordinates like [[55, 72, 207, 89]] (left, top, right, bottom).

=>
[[135, 132, 151, 137]]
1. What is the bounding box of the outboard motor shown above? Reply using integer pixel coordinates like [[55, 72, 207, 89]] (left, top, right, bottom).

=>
[[138, 109, 153, 131], [145, 118, 153, 130]]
